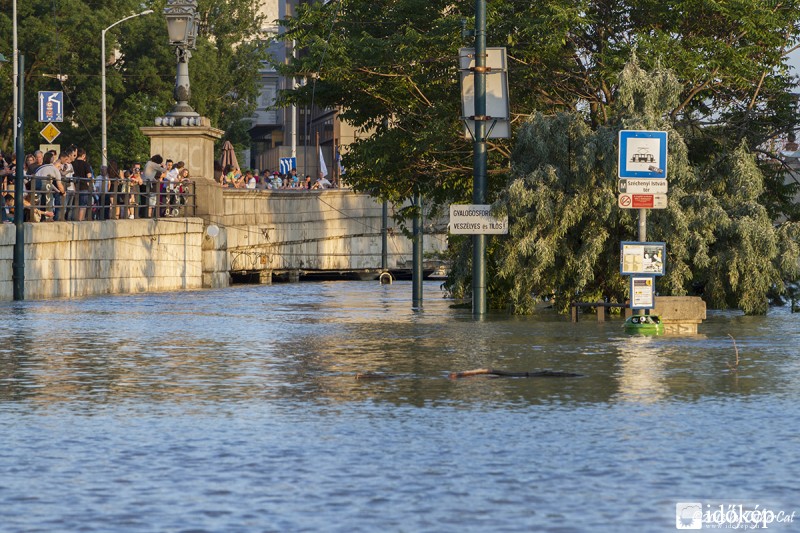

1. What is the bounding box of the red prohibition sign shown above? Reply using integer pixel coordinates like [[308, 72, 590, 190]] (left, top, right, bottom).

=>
[[619, 195, 632, 207]]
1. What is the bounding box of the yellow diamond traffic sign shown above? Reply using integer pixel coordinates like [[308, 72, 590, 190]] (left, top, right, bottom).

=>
[[40, 122, 61, 143]]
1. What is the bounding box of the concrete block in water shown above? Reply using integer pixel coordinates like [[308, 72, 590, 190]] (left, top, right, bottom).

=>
[[654, 296, 706, 334]]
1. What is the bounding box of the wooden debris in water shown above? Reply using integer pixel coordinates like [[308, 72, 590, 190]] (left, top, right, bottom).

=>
[[448, 368, 584, 379], [727, 334, 740, 372], [355, 373, 398, 380]]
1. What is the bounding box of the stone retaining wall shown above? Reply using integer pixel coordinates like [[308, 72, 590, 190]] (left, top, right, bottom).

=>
[[0, 218, 204, 301], [220, 189, 446, 272], [0, 191, 447, 301]]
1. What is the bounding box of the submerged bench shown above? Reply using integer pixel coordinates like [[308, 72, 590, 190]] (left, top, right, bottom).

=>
[[570, 302, 632, 322], [570, 297, 707, 334]]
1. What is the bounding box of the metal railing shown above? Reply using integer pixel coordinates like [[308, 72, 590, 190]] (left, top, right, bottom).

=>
[[1, 176, 196, 222]]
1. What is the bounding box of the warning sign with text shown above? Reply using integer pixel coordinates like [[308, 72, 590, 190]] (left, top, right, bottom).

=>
[[449, 204, 508, 235]]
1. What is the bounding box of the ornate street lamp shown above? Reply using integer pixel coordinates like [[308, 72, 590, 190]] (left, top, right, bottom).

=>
[[162, 0, 200, 122]]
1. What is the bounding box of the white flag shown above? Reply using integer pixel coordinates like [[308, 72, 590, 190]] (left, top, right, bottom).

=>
[[336, 147, 345, 175], [319, 146, 328, 177]]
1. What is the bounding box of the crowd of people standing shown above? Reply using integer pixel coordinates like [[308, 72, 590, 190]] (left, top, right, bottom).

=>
[[1, 144, 341, 223], [0, 148, 193, 222], [218, 164, 335, 191]]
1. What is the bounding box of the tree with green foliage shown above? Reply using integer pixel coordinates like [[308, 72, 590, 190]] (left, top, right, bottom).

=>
[[277, 0, 479, 206], [450, 60, 800, 315], [279, 0, 800, 208], [280, 0, 800, 313], [0, 0, 266, 166]]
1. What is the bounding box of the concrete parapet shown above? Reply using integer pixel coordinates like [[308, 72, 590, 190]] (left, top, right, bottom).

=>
[[654, 296, 707, 334], [194, 179, 225, 225], [219, 189, 446, 273], [0, 219, 205, 301], [2, 186, 444, 300]]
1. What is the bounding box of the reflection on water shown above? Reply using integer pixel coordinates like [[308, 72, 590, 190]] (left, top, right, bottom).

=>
[[615, 336, 670, 403], [1, 282, 798, 532]]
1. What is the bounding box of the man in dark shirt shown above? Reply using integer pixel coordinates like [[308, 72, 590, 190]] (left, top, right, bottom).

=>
[[71, 147, 93, 222], [29, 150, 44, 175]]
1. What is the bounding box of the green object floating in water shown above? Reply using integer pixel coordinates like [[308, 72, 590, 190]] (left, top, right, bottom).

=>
[[624, 314, 664, 335]]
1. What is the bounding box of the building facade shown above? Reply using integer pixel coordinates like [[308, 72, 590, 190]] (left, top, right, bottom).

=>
[[248, 0, 357, 184]]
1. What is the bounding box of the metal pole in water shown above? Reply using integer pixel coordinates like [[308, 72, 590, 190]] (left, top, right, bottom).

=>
[[381, 200, 388, 271], [638, 207, 647, 315], [412, 190, 423, 309], [381, 117, 390, 273], [471, 0, 487, 316], [12, 54, 24, 301]]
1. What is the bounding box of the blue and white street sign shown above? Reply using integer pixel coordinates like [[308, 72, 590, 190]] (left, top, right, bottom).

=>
[[38, 91, 64, 123], [279, 157, 297, 175], [619, 130, 667, 179]]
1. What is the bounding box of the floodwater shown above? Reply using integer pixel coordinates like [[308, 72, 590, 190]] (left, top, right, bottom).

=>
[[0, 281, 798, 532]]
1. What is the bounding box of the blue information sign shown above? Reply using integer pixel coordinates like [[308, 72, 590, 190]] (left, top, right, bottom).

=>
[[38, 91, 64, 123], [619, 130, 667, 179], [279, 157, 297, 175]]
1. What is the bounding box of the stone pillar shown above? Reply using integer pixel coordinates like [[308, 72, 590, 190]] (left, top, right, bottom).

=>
[[201, 224, 229, 289], [653, 296, 707, 334], [140, 122, 225, 222], [140, 121, 228, 288], [140, 120, 222, 182]]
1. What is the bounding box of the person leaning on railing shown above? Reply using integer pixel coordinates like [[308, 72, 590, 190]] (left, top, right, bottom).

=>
[[0, 152, 13, 222], [56, 148, 75, 221], [162, 160, 183, 216], [4, 193, 53, 222], [34, 151, 65, 222], [143, 155, 167, 218], [122, 168, 143, 219], [96, 164, 114, 220], [72, 147, 92, 222], [177, 167, 191, 216]]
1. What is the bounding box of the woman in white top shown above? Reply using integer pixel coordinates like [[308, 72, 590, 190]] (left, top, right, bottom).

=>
[[142, 154, 167, 217]]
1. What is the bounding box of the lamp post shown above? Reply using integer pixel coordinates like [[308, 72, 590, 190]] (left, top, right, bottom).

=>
[[12, 0, 17, 151], [101, 9, 154, 168], [472, 0, 487, 316], [13, 54, 24, 300], [163, 0, 200, 120]]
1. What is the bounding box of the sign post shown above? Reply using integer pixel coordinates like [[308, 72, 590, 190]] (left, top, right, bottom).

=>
[[38, 91, 63, 123], [618, 130, 669, 313], [630, 276, 657, 309], [279, 157, 297, 175], [449, 204, 508, 235], [620, 242, 666, 276], [40, 122, 61, 143], [619, 178, 668, 194], [618, 130, 667, 179], [618, 193, 667, 209], [621, 241, 665, 312]]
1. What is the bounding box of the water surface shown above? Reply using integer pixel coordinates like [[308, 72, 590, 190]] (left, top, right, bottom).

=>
[[1, 282, 798, 532]]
